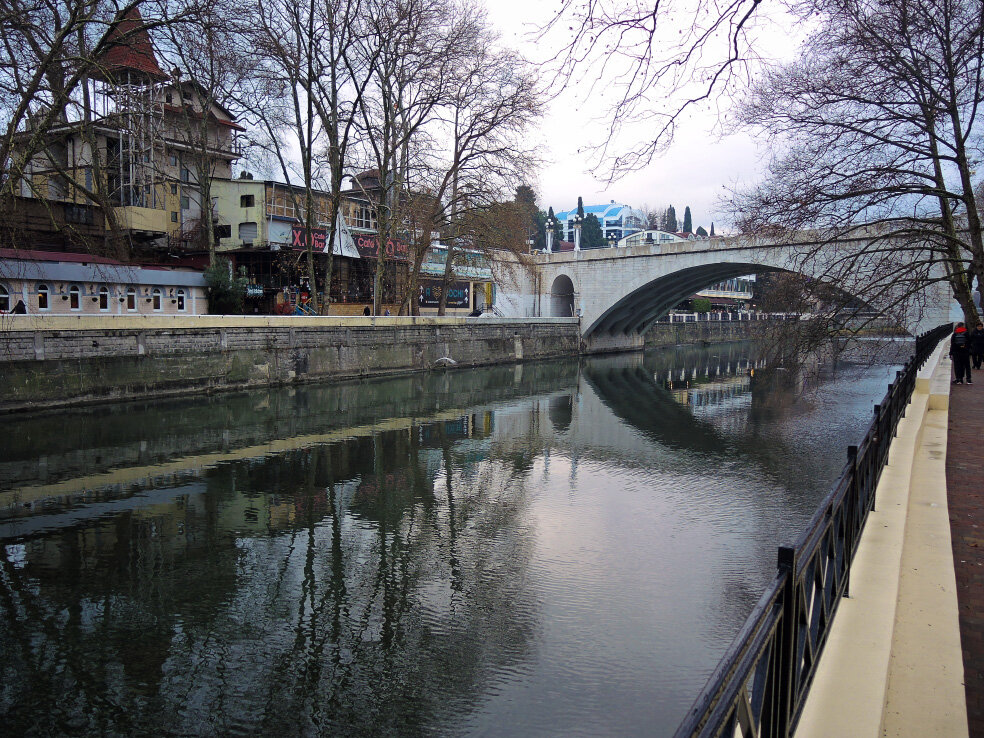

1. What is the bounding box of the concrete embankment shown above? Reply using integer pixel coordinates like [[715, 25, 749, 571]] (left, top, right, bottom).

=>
[[0, 315, 579, 412], [645, 319, 776, 348], [0, 315, 782, 412], [795, 338, 968, 737]]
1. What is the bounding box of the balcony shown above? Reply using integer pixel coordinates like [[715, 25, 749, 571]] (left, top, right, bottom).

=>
[[113, 205, 168, 235]]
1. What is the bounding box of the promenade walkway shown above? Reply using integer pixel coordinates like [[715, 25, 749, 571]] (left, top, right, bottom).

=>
[[946, 375, 984, 736], [796, 342, 974, 737]]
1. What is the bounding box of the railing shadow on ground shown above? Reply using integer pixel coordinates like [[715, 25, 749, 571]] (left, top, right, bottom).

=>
[[673, 322, 953, 738]]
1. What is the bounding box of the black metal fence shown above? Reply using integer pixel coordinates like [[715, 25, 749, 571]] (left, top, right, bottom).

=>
[[673, 322, 953, 738]]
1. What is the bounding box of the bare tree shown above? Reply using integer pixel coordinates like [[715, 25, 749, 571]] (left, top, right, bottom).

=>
[[541, 0, 771, 176], [728, 0, 984, 327], [157, 0, 253, 263]]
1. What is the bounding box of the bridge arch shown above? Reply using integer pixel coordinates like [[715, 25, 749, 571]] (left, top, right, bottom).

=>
[[585, 262, 774, 337], [549, 274, 576, 317]]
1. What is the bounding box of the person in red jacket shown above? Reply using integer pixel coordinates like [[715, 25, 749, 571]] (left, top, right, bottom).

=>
[[950, 322, 972, 384]]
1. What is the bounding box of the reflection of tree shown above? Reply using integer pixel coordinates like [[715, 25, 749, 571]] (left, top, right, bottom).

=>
[[0, 360, 580, 491], [1, 416, 542, 734]]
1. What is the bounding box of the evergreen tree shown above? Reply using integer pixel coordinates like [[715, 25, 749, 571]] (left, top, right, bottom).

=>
[[710, 222, 715, 237], [581, 213, 605, 248], [695, 225, 708, 237], [682, 206, 692, 233], [662, 205, 678, 232], [577, 196, 585, 219]]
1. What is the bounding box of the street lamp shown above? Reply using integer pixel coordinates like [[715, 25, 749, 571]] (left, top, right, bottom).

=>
[[544, 217, 556, 253], [608, 233, 617, 248], [571, 213, 583, 251]]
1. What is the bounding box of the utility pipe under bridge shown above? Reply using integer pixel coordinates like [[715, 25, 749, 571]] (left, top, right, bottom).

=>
[[522, 235, 951, 353]]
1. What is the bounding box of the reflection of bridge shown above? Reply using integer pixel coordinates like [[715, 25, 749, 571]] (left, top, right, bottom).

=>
[[501, 236, 950, 351]]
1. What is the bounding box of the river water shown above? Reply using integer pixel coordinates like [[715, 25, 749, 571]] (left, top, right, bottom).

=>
[[0, 340, 907, 736]]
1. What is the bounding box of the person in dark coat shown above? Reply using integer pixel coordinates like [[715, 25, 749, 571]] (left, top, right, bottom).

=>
[[951, 322, 972, 384], [363, 305, 371, 316], [10, 300, 26, 314], [970, 321, 984, 370]]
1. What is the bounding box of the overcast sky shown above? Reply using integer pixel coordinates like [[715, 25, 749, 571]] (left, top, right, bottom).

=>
[[483, 1, 798, 232]]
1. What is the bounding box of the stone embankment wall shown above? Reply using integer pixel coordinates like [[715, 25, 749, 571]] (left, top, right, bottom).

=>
[[645, 319, 776, 348], [0, 315, 580, 412]]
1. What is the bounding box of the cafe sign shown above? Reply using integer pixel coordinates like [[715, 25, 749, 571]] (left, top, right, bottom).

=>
[[291, 225, 328, 251], [354, 234, 410, 261]]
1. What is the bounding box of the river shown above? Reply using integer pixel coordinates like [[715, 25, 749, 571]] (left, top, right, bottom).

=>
[[0, 340, 907, 736]]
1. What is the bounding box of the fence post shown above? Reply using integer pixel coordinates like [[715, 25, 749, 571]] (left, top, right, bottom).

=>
[[775, 545, 799, 738]]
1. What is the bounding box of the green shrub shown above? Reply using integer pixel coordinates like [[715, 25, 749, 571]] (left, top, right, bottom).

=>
[[204, 258, 249, 314]]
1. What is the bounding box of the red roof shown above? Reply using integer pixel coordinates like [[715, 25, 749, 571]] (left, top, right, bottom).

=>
[[0, 248, 125, 266], [96, 7, 167, 82]]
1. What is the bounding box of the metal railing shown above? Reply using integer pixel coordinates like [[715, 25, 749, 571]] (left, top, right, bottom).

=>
[[673, 322, 953, 738]]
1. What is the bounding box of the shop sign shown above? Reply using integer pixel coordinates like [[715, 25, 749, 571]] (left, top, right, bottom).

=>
[[245, 284, 265, 297], [291, 225, 328, 251], [419, 280, 469, 308], [354, 234, 410, 261]]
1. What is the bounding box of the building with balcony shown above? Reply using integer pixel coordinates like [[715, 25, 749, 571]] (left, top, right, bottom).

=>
[[9, 7, 243, 259]]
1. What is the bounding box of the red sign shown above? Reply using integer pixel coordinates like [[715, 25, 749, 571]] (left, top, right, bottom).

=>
[[354, 234, 410, 261], [291, 225, 328, 251]]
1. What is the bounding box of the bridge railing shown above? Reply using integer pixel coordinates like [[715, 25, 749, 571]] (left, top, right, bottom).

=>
[[658, 311, 801, 323], [672, 322, 953, 738]]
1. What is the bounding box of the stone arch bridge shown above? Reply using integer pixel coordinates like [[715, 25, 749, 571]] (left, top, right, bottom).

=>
[[512, 236, 951, 352]]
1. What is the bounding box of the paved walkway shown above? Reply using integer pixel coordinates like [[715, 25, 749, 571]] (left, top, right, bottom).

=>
[[946, 372, 984, 737], [796, 342, 971, 737]]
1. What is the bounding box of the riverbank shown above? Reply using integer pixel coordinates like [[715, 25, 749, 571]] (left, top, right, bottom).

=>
[[0, 315, 579, 412], [0, 315, 793, 413]]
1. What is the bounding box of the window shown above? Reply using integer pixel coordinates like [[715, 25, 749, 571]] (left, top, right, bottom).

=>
[[37, 283, 50, 310], [169, 154, 178, 166], [65, 204, 93, 224], [126, 287, 136, 311], [176, 289, 186, 311], [239, 221, 258, 244], [180, 195, 190, 210], [180, 167, 190, 182], [152, 288, 163, 312], [214, 224, 231, 239], [98, 286, 109, 311], [240, 194, 255, 208], [69, 285, 81, 310], [171, 211, 179, 223], [0, 284, 9, 312], [170, 183, 178, 195]]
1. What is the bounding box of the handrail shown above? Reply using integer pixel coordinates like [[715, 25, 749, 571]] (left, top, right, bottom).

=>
[[673, 322, 953, 738]]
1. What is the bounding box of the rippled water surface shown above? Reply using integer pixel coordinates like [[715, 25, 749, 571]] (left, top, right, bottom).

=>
[[0, 341, 906, 736]]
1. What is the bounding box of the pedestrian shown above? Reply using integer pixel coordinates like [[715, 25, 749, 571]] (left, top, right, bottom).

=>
[[11, 300, 26, 314], [951, 321, 972, 384], [363, 305, 371, 316], [970, 321, 984, 371]]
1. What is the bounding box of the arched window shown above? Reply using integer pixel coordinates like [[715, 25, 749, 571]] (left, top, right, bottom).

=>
[[126, 287, 137, 311], [176, 289, 186, 312], [37, 284, 50, 310], [0, 284, 9, 312], [69, 285, 81, 310], [98, 286, 110, 311], [152, 287, 163, 311]]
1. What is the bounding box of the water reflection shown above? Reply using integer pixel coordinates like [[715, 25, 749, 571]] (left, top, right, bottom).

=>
[[0, 342, 903, 736]]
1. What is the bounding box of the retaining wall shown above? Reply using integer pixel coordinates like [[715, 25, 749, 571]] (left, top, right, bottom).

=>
[[645, 319, 776, 347], [0, 315, 580, 412]]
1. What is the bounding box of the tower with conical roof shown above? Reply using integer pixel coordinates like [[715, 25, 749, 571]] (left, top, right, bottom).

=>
[[90, 6, 167, 213]]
